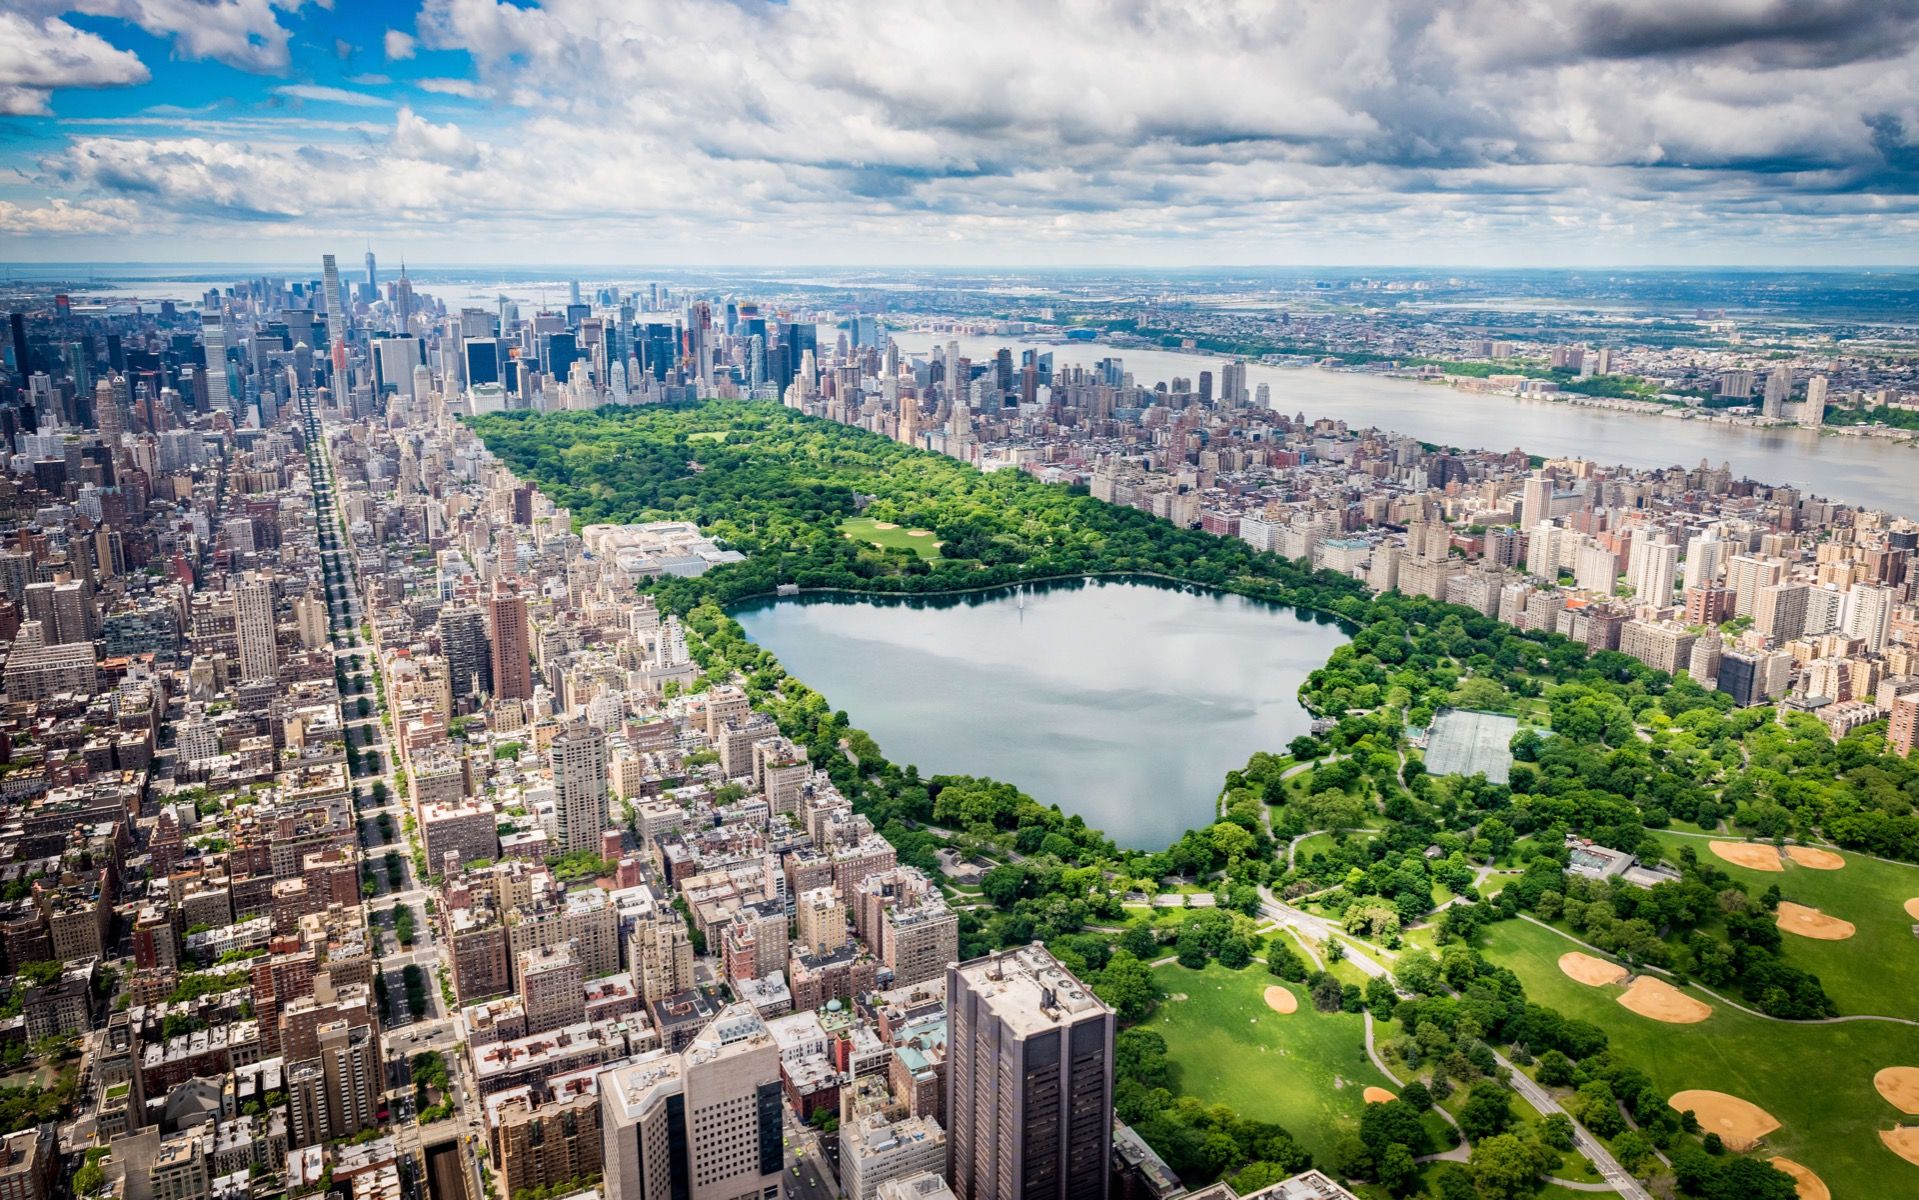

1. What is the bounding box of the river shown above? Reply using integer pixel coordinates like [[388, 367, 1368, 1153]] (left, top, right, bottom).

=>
[[732, 577, 1349, 850], [889, 332, 1918, 517]]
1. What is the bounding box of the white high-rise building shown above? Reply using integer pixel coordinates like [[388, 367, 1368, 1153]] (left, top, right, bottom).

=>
[[600, 1005, 783, 1200], [550, 722, 609, 854], [234, 571, 277, 683], [1520, 472, 1554, 529], [201, 313, 232, 415], [322, 254, 346, 347], [1682, 533, 1725, 592], [1762, 366, 1793, 419], [1726, 555, 1784, 618], [1843, 584, 1896, 653], [1525, 522, 1561, 579], [1800, 374, 1828, 427], [1626, 533, 1679, 600]]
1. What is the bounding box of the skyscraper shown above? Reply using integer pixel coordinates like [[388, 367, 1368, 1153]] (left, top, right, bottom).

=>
[[488, 582, 533, 701], [441, 602, 493, 700], [1761, 365, 1792, 419], [1625, 533, 1678, 600], [600, 1005, 784, 1200], [1801, 374, 1828, 427], [321, 254, 346, 348], [550, 722, 608, 854], [235, 570, 277, 683], [947, 944, 1113, 1200], [201, 312, 232, 416]]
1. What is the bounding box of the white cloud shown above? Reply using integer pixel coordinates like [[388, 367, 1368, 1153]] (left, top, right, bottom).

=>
[[0, 196, 137, 234], [0, 12, 148, 115], [16, 0, 1919, 260], [272, 84, 392, 108], [64, 0, 313, 72], [416, 77, 483, 98]]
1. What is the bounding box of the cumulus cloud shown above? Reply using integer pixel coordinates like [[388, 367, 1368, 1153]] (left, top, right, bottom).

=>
[[0, 12, 148, 115], [0, 196, 138, 233], [16, 0, 1919, 259], [61, 0, 313, 72], [272, 84, 392, 108]]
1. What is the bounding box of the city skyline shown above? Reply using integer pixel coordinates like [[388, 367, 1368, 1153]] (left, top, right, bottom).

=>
[[2, 0, 1919, 266]]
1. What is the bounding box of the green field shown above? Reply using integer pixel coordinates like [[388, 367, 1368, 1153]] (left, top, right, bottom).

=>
[[1649, 832, 1919, 1020], [1142, 961, 1394, 1166], [1478, 917, 1919, 1199], [840, 515, 944, 560]]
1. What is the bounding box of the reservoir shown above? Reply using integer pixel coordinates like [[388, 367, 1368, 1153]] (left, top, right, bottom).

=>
[[732, 577, 1349, 850], [889, 332, 1919, 518]]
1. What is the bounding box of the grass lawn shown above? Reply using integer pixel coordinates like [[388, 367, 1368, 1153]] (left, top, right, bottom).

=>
[[1477, 917, 1919, 1199], [686, 430, 729, 442], [1143, 961, 1393, 1166], [840, 515, 943, 560], [1647, 831, 1919, 1020]]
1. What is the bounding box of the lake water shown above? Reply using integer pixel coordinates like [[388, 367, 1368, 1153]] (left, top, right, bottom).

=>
[[732, 577, 1349, 850], [889, 332, 1919, 517]]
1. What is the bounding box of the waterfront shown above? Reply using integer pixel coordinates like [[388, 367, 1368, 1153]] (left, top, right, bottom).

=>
[[891, 332, 1919, 516], [732, 577, 1349, 849]]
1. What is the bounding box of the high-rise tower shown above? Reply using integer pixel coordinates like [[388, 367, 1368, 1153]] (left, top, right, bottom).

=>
[[947, 945, 1113, 1200]]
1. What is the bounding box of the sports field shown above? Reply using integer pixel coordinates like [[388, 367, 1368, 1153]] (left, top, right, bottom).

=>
[[1480, 917, 1919, 1198], [1141, 961, 1394, 1166], [840, 515, 944, 560], [1647, 832, 1919, 1019], [1422, 708, 1519, 783]]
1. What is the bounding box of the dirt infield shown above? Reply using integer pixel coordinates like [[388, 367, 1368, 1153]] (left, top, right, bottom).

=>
[[1881, 1127, 1919, 1167], [1768, 1157, 1829, 1200], [1668, 1090, 1780, 1151], [1262, 986, 1298, 1015], [1618, 976, 1713, 1024], [1708, 841, 1784, 871], [1905, 898, 1919, 922], [871, 522, 899, 529], [1876, 1068, 1919, 1115], [1559, 951, 1629, 987], [1784, 845, 1846, 870], [1362, 1087, 1397, 1104], [906, 529, 933, 537], [1776, 901, 1856, 941]]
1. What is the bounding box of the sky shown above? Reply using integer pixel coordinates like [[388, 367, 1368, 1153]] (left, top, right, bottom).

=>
[[2, 0, 1919, 268]]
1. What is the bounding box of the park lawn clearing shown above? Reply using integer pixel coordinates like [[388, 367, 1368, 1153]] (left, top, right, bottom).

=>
[[1479, 917, 1919, 1199], [1776, 901, 1855, 941], [1653, 831, 1919, 1020], [685, 429, 729, 442], [1142, 960, 1392, 1166], [840, 516, 944, 560], [1617, 975, 1712, 1024]]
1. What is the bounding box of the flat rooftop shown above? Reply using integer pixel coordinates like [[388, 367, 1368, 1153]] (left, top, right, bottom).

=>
[[953, 944, 1109, 1037]]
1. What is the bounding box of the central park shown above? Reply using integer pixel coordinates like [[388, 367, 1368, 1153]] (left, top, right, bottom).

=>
[[472, 399, 1919, 1200]]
